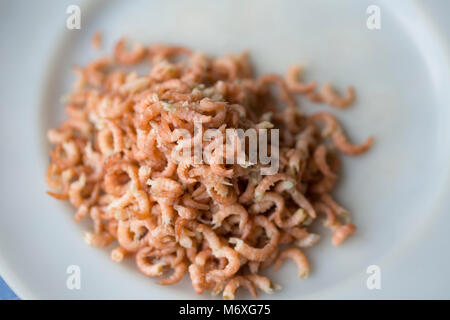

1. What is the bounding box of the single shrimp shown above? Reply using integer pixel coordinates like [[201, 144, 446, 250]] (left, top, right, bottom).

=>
[[83, 231, 113, 247], [332, 129, 374, 155], [223, 276, 257, 300], [332, 224, 356, 246], [147, 177, 184, 200], [114, 37, 147, 65], [273, 248, 310, 278], [136, 247, 168, 277], [246, 274, 280, 294], [229, 216, 279, 262], [212, 204, 249, 231], [159, 258, 189, 285], [319, 83, 355, 109], [314, 144, 337, 178], [285, 65, 316, 94], [117, 219, 151, 252], [111, 247, 128, 262], [197, 224, 241, 280], [254, 173, 296, 201], [320, 194, 350, 222]]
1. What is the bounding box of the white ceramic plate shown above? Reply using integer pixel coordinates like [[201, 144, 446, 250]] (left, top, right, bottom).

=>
[[1, 0, 450, 299]]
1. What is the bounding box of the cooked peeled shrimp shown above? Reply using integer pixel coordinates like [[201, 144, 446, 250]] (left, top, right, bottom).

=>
[[229, 216, 279, 262], [50, 141, 81, 169], [117, 219, 151, 252], [47, 191, 69, 200], [68, 173, 86, 208], [84, 56, 111, 86], [258, 73, 296, 107], [159, 258, 189, 285], [104, 161, 140, 196], [314, 201, 340, 230], [273, 248, 309, 278], [47, 129, 72, 144], [152, 159, 177, 178], [181, 194, 210, 211], [332, 224, 356, 246], [175, 218, 196, 248], [83, 231, 113, 247], [223, 276, 257, 300], [320, 194, 350, 222], [114, 37, 147, 65], [332, 129, 374, 155], [111, 247, 128, 262], [295, 233, 321, 248], [308, 111, 339, 137], [197, 224, 240, 280], [319, 83, 355, 109], [254, 173, 296, 201], [136, 247, 168, 277], [285, 65, 316, 94], [314, 144, 337, 178], [176, 159, 197, 184], [147, 177, 184, 200], [246, 274, 280, 294], [239, 178, 256, 205], [174, 205, 198, 220], [188, 264, 208, 294], [212, 204, 249, 231], [287, 188, 317, 219]]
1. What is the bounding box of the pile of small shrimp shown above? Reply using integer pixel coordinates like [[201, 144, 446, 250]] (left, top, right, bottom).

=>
[[46, 36, 373, 299]]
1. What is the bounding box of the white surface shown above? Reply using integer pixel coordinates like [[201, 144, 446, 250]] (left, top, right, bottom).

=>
[[1, 0, 450, 299]]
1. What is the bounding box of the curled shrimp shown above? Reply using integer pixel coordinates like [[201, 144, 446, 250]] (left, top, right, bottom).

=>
[[159, 253, 189, 285], [114, 37, 147, 65], [117, 219, 152, 252], [254, 173, 296, 201], [320, 194, 350, 222], [83, 231, 113, 247], [50, 141, 81, 169], [332, 224, 356, 246], [314, 144, 337, 178], [332, 129, 374, 155], [285, 65, 316, 94], [197, 224, 240, 281], [246, 274, 280, 294], [188, 263, 208, 294], [273, 248, 310, 278], [319, 83, 355, 109], [223, 276, 257, 300], [136, 247, 168, 277], [147, 177, 184, 200], [174, 205, 198, 220], [308, 111, 339, 137], [212, 204, 249, 231], [68, 173, 87, 208], [111, 247, 128, 262], [229, 216, 279, 262]]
